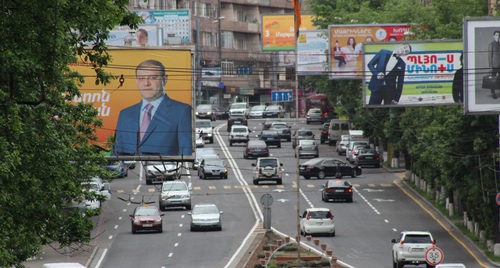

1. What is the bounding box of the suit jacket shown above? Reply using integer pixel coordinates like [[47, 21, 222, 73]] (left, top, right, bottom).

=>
[[367, 49, 406, 102], [112, 95, 192, 156]]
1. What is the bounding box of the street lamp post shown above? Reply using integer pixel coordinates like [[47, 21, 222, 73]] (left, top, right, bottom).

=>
[[213, 0, 224, 106]]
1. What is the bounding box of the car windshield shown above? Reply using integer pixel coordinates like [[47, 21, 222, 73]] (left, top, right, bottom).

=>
[[309, 109, 321, 113], [252, 106, 266, 111], [196, 105, 212, 112], [231, 103, 247, 109], [272, 124, 287, 129], [107, 161, 121, 166], [196, 121, 211, 128], [193, 205, 219, 215], [205, 159, 224, 166], [266, 106, 280, 111], [300, 140, 315, 146], [298, 130, 313, 136], [82, 182, 99, 192], [308, 210, 331, 219], [162, 183, 187, 191], [262, 130, 278, 135], [360, 149, 376, 154], [232, 127, 247, 133], [135, 207, 159, 216], [404, 235, 432, 243], [259, 159, 278, 167]]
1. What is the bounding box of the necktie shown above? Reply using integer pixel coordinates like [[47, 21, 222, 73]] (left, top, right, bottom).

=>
[[140, 103, 153, 141]]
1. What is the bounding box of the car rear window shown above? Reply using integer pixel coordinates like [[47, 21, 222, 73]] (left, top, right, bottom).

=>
[[232, 127, 247, 133], [308, 211, 331, 219], [196, 121, 211, 128], [404, 234, 432, 243], [259, 159, 278, 167], [162, 183, 187, 191], [298, 131, 313, 136]]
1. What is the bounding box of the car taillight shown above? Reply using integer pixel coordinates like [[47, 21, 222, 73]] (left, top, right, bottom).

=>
[[321, 130, 327, 135], [264, 147, 269, 152], [324, 112, 328, 116], [347, 188, 352, 193], [326, 189, 334, 193], [358, 156, 364, 160], [248, 149, 254, 152], [306, 213, 310, 220], [306, 113, 310, 117], [306, 166, 314, 171], [432, 240, 436, 245], [376, 156, 380, 160], [228, 119, 233, 123], [400, 241, 404, 245]]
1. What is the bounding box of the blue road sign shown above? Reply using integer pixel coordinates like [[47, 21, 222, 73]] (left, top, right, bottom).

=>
[[272, 90, 293, 102]]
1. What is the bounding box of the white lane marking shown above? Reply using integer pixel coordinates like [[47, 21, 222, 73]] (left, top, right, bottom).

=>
[[353, 187, 380, 215], [384, 219, 389, 223], [179, 224, 183, 227], [168, 253, 173, 257], [95, 248, 108, 268], [174, 243, 179, 247], [114, 225, 118, 229], [108, 235, 113, 240], [177, 233, 181, 237], [118, 217, 122, 220]]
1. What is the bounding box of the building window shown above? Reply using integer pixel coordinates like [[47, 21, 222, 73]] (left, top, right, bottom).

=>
[[214, 33, 219, 48], [202, 32, 212, 47], [245, 14, 257, 23], [237, 38, 245, 50], [236, 10, 245, 22], [285, 67, 295, 81], [222, 61, 234, 76], [221, 31, 233, 49], [264, 67, 270, 80], [193, 2, 197, 16], [201, 3, 211, 17]]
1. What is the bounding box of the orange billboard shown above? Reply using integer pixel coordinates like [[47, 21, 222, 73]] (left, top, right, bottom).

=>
[[262, 15, 317, 51], [70, 48, 194, 159]]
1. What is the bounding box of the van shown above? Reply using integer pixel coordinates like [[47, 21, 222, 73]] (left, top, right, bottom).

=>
[[328, 119, 349, 146], [43, 263, 86, 268]]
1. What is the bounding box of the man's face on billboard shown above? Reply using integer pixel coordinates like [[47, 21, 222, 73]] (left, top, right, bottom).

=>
[[394, 44, 411, 57], [136, 66, 165, 102], [136, 31, 147, 46], [494, 32, 500, 42]]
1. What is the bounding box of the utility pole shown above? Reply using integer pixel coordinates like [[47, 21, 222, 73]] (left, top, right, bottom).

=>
[[217, 0, 223, 106]]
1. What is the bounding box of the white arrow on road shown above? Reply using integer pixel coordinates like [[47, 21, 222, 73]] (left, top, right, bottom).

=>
[[273, 189, 285, 193], [373, 198, 395, 202], [363, 189, 384, 192], [276, 199, 289, 203]]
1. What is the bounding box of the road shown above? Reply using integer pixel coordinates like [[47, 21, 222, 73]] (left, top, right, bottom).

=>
[[26, 118, 492, 268]]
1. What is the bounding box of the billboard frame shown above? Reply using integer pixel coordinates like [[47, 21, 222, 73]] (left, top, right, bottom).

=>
[[464, 17, 500, 114]]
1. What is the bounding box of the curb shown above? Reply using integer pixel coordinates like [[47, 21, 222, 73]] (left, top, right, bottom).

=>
[[234, 225, 267, 268], [85, 246, 99, 268]]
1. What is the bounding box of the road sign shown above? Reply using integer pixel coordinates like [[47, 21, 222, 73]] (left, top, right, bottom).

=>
[[272, 90, 293, 102], [260, 193, 274, 207], [496, 193, 500, 206], [425, 246, 444, 266]]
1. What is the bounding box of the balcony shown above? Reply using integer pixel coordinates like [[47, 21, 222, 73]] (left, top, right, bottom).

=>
[[221, 20, 259, 34]]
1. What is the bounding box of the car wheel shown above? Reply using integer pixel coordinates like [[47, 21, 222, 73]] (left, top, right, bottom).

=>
[[186, 205, 191, 210], [351, 170, 357, 178], [318, 171, 326, 179], [330, 231, 335, 237], [132, 226, 137, 234], [302, 228, 308, 237], [306, 121, 310, 124], [277, 143, 281, 148], [375, 163, 381, 168], [229, 141, 233, 146], [210, 137, 214, 144], [320, 140, 324, 144], [243, 154, 247, 159], [159, 224, 163, 233], [253, 180, 258, 185], [277, 179, 282, 185], [304, 176, 311, 180], [321, 193, 325, 202], [426, 264, 434, 268], [347, 197, 353, 203], [146, 180, 152, 185], [190, 225, 196, 232], [160, 206, 165, 212], [328, 140, 333, 146], [287, 137, 291, 142]]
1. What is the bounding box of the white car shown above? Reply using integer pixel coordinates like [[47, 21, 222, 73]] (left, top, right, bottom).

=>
[[229, 102, 249, 117], [392, 231, 436, 268], [435, 264, 466, 268], [229, 125, 251, 146], [143, 161, 180, 185], [299, 208, 335, 237], [252, 157, 283, 185], [195, 119, 214, 144], [77, 177, 111, 210], [159, 181, 192, 211], [248, 105, 267, 118], [188, 203, 223, 231]]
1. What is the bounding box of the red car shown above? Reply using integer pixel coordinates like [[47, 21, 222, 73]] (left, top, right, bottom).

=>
[[130, 205, 164, 234]]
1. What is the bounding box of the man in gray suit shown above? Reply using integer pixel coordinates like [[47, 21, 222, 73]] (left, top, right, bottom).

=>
[[488, 30, 500, 99]]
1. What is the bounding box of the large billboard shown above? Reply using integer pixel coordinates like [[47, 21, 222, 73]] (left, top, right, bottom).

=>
[[134, 10, 192, 45], [362, 40, 462, 107], [70, 49, 194, 160], [261, 15, 317, 51], [464, 17, 500, 114], [328, 24, 411, 79], [297, 30, 329, 75]]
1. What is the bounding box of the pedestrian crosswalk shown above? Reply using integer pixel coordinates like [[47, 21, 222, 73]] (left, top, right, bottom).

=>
[[114, 183, 394, 194]]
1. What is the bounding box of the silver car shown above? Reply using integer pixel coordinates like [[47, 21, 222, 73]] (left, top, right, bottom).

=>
[[188, 203, 223, 231], [295, 139, 319, 158], [159, 181, 192, 211], [248, 105, 267, 118]]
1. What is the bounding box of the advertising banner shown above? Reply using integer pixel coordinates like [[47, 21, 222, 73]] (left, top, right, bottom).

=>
[[328, 24, 411, 79], [297, 30, 329, 75], [70, 49, 194, 159], [464, 17, 500, 114], [133, 9, 192, 45], [261, 15, 317, 51], [107, 25, 160, 47], [362, 40, 463, 107]]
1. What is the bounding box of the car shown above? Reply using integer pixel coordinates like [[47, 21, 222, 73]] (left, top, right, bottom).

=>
[[195, 119, 214, 144], [270, 122, 292, 141], [130, 205, 164, 233], [299, 208, 335, 237], [188, 203, 223, 231], [227, 114, 248, 132], [198, 158, 228, 179], [335, 135, 350, 155], [354, 148, 381, 168], [259, 129, 281, 148], [318, 123, 330, 144], [229, 125, 251, 146], [104, 160, 128, 178], [321, 179, 353, 202], [295, 139, 319, 158], [195, 104, 216, 121], [347, 144, 371, 163], [262, 119, 274, 130], [262, 105, 285, 118], [193, 147, 219, 170], [42, 263, 86, 268], [328, 119, 350, 146], [434, 264, 466, 268], [292, 128, 315, 149], [299, 157, 362, 179], [213, 106, 229, 120], [306, 108, 326, 124], [345, 140, 370, 161], [159, 180, 192, 211], [195, 136, 205, 148], [391, 231, 436, 268], [76, 177, 111, 211], [229, 102, 249, 117], [252, 157, 283, 185], [244, 140, 270, 159], [248, 105, 267, 118], [143, 161, 180, 185]]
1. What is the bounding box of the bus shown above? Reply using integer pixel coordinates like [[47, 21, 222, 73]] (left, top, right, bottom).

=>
[[305, 94, 336, 120]]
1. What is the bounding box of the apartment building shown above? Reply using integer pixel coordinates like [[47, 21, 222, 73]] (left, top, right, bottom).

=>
[[127, 0, 296, 107]]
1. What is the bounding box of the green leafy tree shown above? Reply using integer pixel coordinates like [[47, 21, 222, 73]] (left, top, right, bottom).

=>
[[0, 0, 141, 266]]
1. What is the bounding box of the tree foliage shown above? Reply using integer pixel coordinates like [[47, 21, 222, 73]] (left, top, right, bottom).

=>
[[0, 0, 141, 266], [308, 0, 498, 238]]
